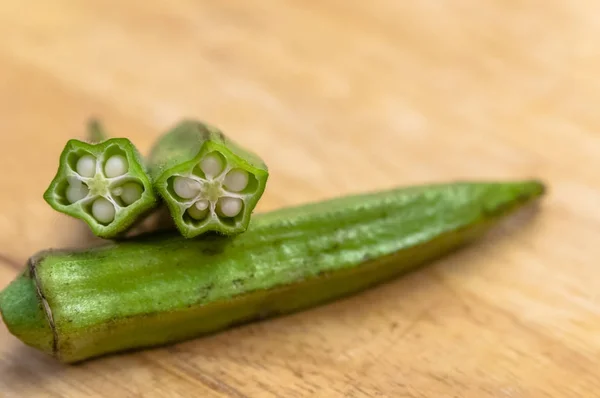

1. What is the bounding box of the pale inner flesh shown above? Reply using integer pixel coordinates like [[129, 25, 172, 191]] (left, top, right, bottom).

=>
[[64, 152, 145, 225], [171, 152, 253, 224]]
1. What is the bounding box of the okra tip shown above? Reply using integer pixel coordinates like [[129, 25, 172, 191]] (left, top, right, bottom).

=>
[[520, 179, 546, 196], [482, 179, 546, 217]]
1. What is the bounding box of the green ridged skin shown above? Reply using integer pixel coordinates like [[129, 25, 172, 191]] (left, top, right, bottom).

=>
[[43, 122, 158, 239], [148, 120, 269, 238], [2, 180, 545, 363]]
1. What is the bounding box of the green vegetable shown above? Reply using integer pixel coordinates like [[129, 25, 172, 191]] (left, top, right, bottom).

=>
[[86, 118, 107, 143], [148, 120, 269, 238], [1, 180, 544, 363], [43, 120, 159, 239]]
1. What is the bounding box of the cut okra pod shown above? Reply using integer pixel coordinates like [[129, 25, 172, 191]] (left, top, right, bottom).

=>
[[1, 180, 545, 363], [43, 121, 158, 239], [148, 120, 269, 238]]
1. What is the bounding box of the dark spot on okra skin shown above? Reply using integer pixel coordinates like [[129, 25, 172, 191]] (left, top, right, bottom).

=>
[[232, 278, 245, 288], [211, 128, 225, 141], [322, 242, 341, 254], [269, 238, 285, 247], [198, 283, 215, 300], [105, 310, 157, 329], [202, 246, 225, 256], [316, 269, 328, 277], [256, 309, 270, 320], [256, 306, 285, 321], [196, 124, 212, 142]]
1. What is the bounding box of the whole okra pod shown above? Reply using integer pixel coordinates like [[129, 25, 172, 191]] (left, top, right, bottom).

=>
[[43, 121, 159, 239], [1, 180, 545, 363], [147, 120, 269, 238]]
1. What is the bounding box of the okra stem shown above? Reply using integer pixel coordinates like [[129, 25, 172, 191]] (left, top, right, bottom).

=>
[[43, 122, 159, 239], [148, 120, 269, 238], [87, 118, 107, 143], [2, 180, 545, 363]]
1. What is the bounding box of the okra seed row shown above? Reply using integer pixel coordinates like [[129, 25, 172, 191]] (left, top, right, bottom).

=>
[[92, 197, 116, 224], [187, 200, 209, 220], [66, 180, 89, 203], [223, 169, 249, 193], [76, 155, 97, 178], [171, 153, 253, 222], [65, 153, 144, 225], [195, 199, 209, 211], [104, 155, 129, 178], [173, 177, 201, 199], [217, 197, 243, 218], [65, 174, 91, 205], [200, 153, 225, 179], [113, 182, 144, 206]]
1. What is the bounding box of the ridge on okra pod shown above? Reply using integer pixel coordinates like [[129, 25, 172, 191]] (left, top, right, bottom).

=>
[[43, 120, 159, 239], [148, 120, 269, 238]]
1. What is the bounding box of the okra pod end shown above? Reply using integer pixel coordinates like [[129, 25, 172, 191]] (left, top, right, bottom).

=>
[[0, 269, 54, 357], [480, 178, 546, 218], [150, 121, 269, 238], [44, 138, 159, 239]]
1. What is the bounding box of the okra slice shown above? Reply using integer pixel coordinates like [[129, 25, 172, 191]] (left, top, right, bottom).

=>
[[43, 127, 158, 239], [148, 120, 269, 238], [1, 180, 545, 363]]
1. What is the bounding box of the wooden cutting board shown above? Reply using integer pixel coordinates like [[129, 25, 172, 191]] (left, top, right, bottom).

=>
[[0, 1, 598, 396]]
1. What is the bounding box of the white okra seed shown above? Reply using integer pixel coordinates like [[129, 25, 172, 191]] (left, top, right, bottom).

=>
[[224, 169, 249, 192], [92, 198, 116, 224], [104, 155, 129, 178], [68, 176, 83, 187], [66, 183, 89, 203], [173, 177, 201, 199], [119, 182, 144, 205], [195, 199, 209, 211], [200, 153, 224, 179], [187, 203, 209, 220], [76, 155, 96, 178], [217, 197, 243, 218]]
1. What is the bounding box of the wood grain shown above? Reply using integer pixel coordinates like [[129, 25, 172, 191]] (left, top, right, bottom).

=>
[[0, 1, 598, 396]]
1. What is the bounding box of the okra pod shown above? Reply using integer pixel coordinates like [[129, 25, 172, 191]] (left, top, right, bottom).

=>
[[43, 121, 158, 239], [148, 120, 269, 238], [1, 180, 545, 363]]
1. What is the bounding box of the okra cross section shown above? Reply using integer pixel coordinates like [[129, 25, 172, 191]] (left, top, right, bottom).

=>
[[148, 120, 269, 238], [44, 138, 158, 239]]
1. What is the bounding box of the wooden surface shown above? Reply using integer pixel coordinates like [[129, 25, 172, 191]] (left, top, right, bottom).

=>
[[0, 1, 598, 397]]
